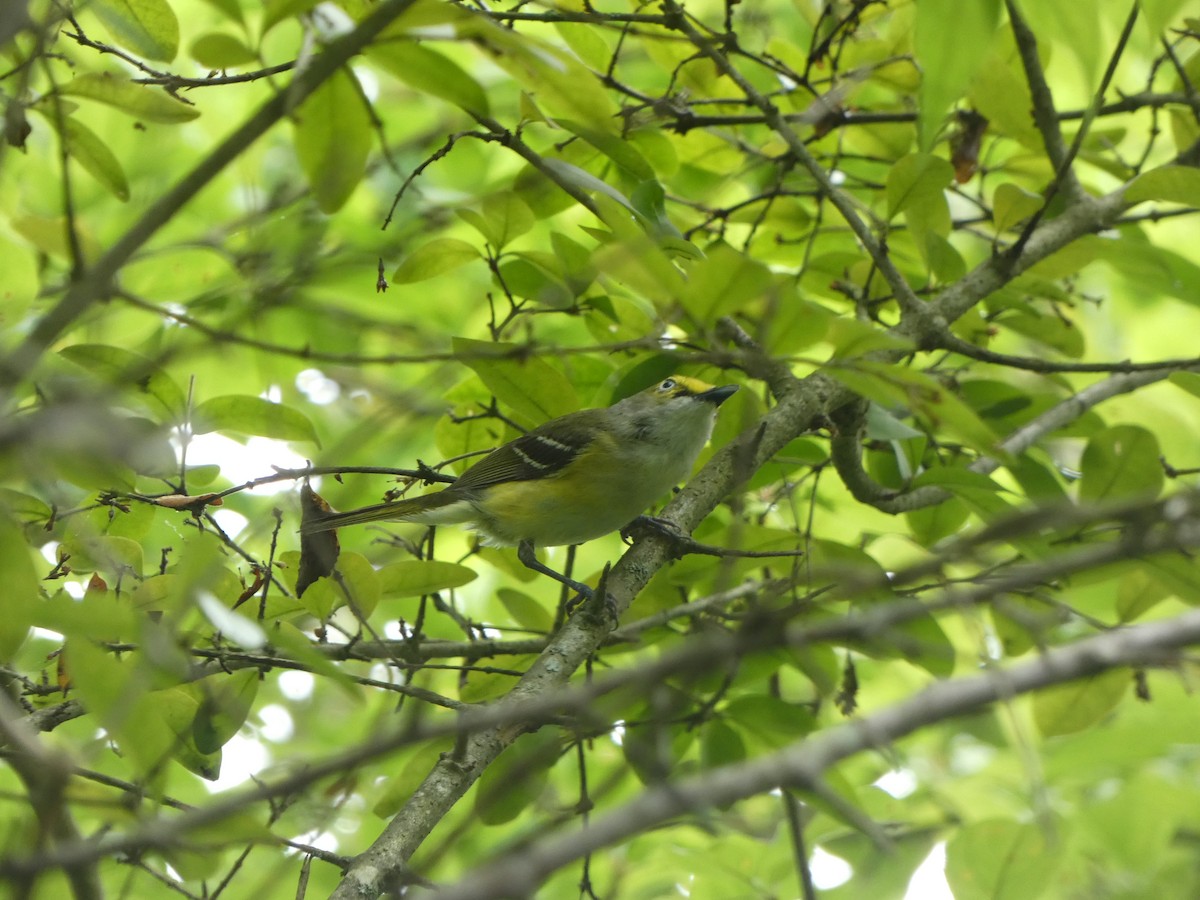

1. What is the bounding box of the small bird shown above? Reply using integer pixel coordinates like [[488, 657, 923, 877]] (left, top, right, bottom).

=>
[[301, 375, 738, 596]]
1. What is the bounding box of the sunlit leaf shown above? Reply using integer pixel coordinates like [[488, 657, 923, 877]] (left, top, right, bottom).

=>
[[368, 40, 490, 117], [393, 238, 481, 283], [453, 338, 580, 424], [91, 0, 180, 62], [293, 69, 372, 213], [915, 0, 1000, 149], [59, 344, 186, 420], [1033, 669, 1129, 737], [59, 72, 199, 122], [946, 818, 1061, 900], [992, 182, 1043, 233], [377, 560, 478, 597], [190, 32, 258, 69], [38, 114, 129, 201], [0, 516, 37, 661], [191, 395, 320, 444], [1078, 425, 1163, 502]]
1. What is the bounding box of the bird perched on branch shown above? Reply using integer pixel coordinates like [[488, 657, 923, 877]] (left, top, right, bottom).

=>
[[301, 375, 738, 597]]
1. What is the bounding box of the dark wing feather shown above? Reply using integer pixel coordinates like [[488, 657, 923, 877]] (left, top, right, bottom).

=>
[[451, 409, 602, 492]]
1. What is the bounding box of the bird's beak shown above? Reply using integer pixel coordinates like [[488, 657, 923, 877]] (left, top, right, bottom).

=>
[[699, 384, 739, 406]]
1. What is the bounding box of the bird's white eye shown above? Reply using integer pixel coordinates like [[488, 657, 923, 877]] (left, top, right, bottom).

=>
[[659, 378, 676, 392]]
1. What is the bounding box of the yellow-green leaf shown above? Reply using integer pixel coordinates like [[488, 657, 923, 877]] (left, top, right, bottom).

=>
[[915, 0, 1001, 149], [368, 41, 490, 117], [190, 32, 258, 69], [992, 183, 1043, 233], [192, 670, 259, 754], [378, 560, 478, 598], [0, 516, 37, 661], [39, 114, 129, 201], [91, 0, 180, 62], [453, 338, 580, 425], [192, 395, 320, 444], [887, 152, 954, 220], [60, 72, 198, 122], [393, 238, 481, 283], [293, 69, 372, 213], [1078, 425, 1163, 502], [1033, 669, 1129, 737], [59, 343, 185, 420], [946, 818, 1061, 900]]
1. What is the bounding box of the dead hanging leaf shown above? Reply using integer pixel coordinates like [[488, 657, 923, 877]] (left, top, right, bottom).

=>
[[232, 566, 267, 611], [951, 110, 989, 184], [298, 483, 339, 596]]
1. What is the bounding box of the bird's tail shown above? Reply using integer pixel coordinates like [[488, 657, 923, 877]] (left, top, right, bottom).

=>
[[300, 491, 465, 534]]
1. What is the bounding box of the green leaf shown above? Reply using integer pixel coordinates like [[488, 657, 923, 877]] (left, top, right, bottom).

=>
[[886, 152, 954, 222], [91, 0, 180, 62], [300, 552, 381, 620], [1116, 568, 1170, 622], [0, 516, 37, 661], [198, 0, 243, 24], [453, 338, 580, 425], [39, 114, 129, 201], [1078, 424, 1163, 502], [192, 669, 259, 753], [60, 535, 144, 578], [1128, 165, 1200, 207], [480, 28, 618, 128], [906, 496, 970, 545], [1168, 370, 1200, 400], [559, 118, 654, 181], [59, 344, 185, 420], [992, 182, 1043, 233], [496, 255, 572, 307], [680, 242, 774, 321], [945, 819, 1061, 900], [1000, 312, 1085, 358], [262, 0, 320, 35], [59, 73, 199, 122], [497, 588, 554, 632], [700, 720, 747, 770], [393, 238, 481, 283], [377, 560, 478, 597], [828, 361, 1004, 460], [268, 622, 361, 697], [725, 695, 817, 749], [191, 395, 320, 444], [541, 159, 639, 215], [373, 741, 454, 817], [368, 41, 490, 117], [824, 319, 915, 359], [1033, 668, 1129, 737], [475, 730, 559, 825], [1140, 552, 1200, 606], [293, 69, 372, 213], [189, 32, 258, 69], [460, 657, 533, 703], [923, 231, 966, 281], [456, 193, 535, 250], [915, 0, 1001, 149]]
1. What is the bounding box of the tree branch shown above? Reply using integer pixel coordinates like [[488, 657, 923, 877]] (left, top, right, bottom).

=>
[[430, 605, 1200, 899]]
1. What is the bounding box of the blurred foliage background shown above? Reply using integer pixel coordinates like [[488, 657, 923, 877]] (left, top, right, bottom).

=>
[[3, 0, 1200, 897]]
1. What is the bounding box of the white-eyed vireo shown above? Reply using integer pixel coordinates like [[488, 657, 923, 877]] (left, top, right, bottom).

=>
[[302, 375, 738, 595]]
